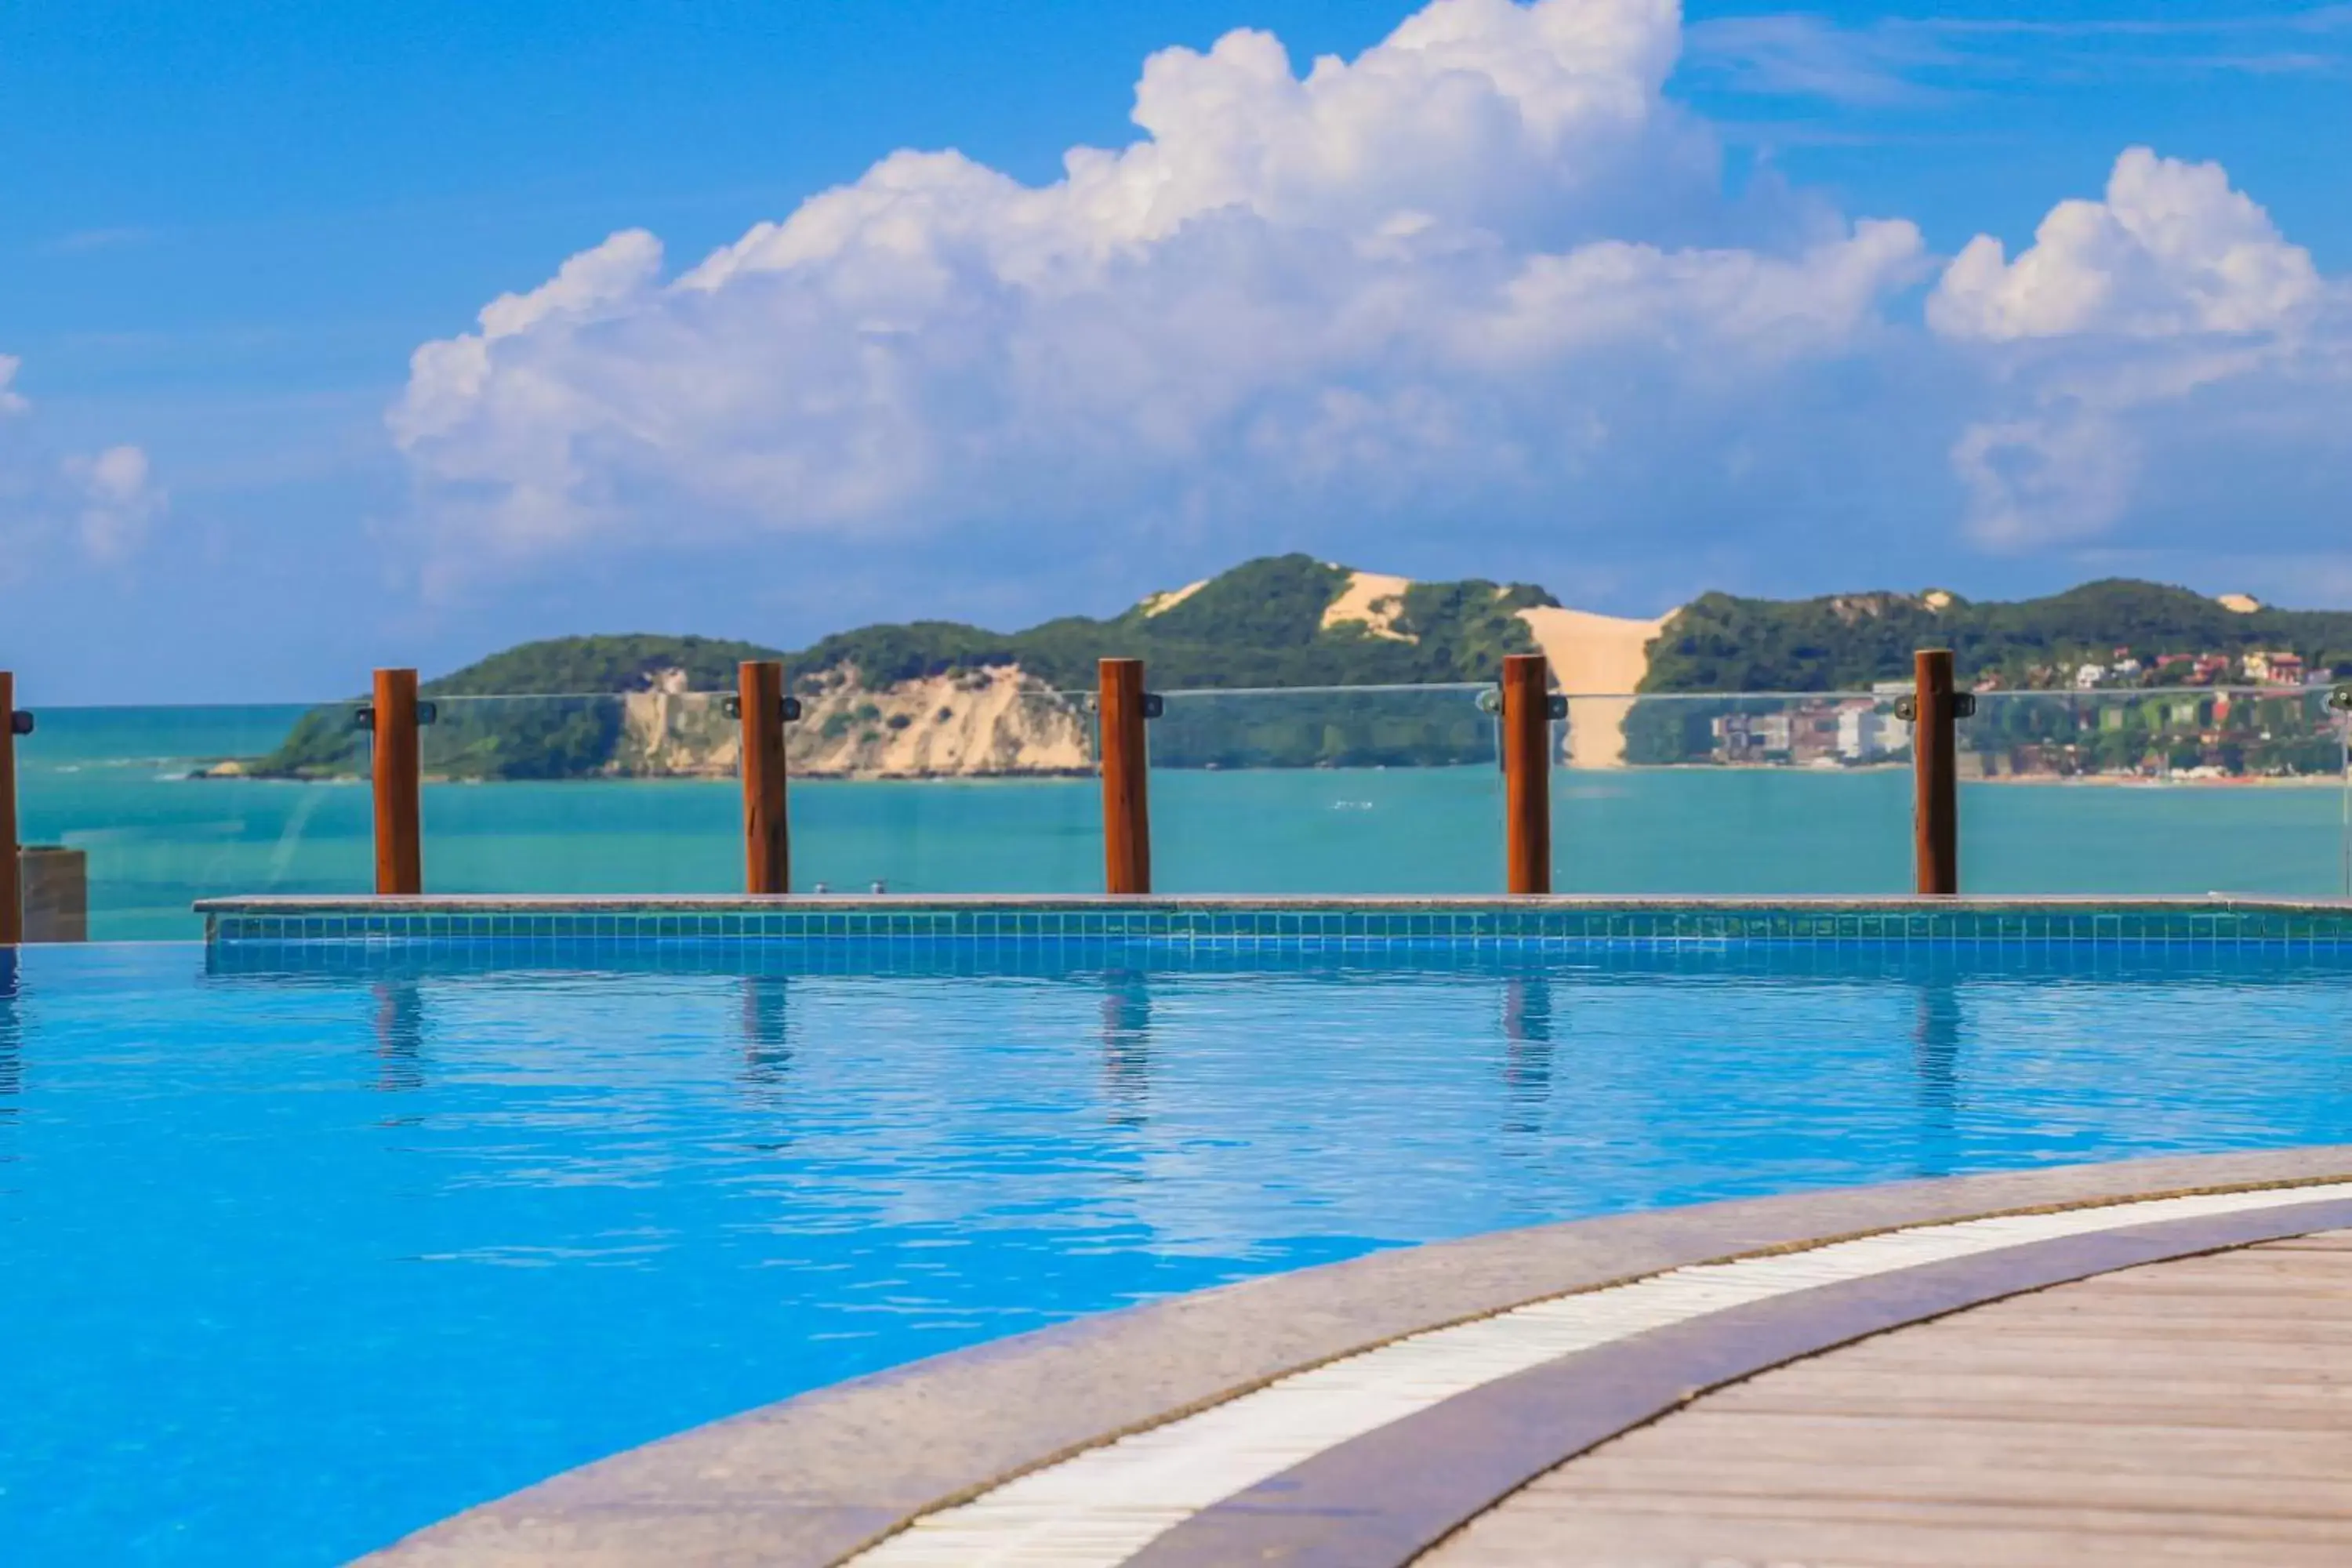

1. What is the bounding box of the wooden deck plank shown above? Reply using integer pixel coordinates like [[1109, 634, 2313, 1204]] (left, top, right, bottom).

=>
[[1418, 1232, 2352, 1565], [1795, 1348, 2352, 1378], [1944, 1295, 2352, 1324], [1432, 1508, 2352, 1566], [2067, 1276, 2352, 1299], [1963, 1285, 2352, 1312], [2053, 1265, 2352, 1294], [1863, 1313, 2352, 1342], [2252, 1231, 2352, 1250], [1538, 1414, 2352, 1483], [1817, 1316, 2352, 1355], [2252, 1247, 2352, 1258], [1710, 1373, 2352, 1426], [1475, 1493, 2352, 1539], [2071, 1244, 2352, 1268]]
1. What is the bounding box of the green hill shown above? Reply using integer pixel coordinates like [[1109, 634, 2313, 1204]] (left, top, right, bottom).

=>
[[247, 556, 1552, 778], [1629, 581, 2352, 775], [419, 633, 786, 695], [1643, 580, 2352, 692], [786, 554, 1552, 690], [244, 561, 2352, 780]]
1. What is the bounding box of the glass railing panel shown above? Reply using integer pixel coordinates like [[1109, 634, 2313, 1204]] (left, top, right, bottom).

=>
[[416, 693, 741, 895], [1555, 692, 1914, 894], [22, 682, 2345, 930], [1961, 687, 2352, 896], [14, 702, 375, 939], [1150, 684, 1502, 894], [787, 684, 1099, 894]]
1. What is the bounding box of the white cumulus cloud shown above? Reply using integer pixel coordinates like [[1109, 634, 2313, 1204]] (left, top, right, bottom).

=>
[[1929, 148, 2349, 550], [0, 356, 166, 575], [65, 445, 166, 562], [1929, 147, 2323, 341], [391, 0, 1928, 575], [390, 0, 2351, 594]]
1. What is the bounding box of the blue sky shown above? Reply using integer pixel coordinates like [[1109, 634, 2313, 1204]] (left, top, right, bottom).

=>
[[4, 0, 2350, 701]]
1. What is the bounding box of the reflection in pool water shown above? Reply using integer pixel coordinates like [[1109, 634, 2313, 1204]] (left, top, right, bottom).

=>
[[4, 938, 2350, 1563]]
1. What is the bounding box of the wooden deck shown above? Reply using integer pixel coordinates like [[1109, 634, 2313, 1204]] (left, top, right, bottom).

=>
[[1423, 1230, 2352, 1566]]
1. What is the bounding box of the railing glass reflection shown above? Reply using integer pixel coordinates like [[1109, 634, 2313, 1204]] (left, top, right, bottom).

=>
[[1555, 691, 1914, 894], [1149, 684, 1504, 894], [790, 690, 1099, 895], [8, 675, 2348, 932], [1958, 688, 2351, 896], [415, 695, 740, 895], [15, 702, 373, 938]]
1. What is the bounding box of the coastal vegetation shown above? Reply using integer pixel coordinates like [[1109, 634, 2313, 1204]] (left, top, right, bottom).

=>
[[1625, 579, 2352, 775], [1644, 580, 2352, 693], [241, 561, 2352, 782], [790, 554, 1552, 691], [248, 556, 1552, 778]]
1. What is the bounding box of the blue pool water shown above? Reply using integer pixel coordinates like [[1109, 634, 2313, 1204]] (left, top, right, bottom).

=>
[[5, 938, 2351, 1563]]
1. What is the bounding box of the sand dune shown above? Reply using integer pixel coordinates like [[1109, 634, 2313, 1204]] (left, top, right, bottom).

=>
[[1515, 604, 1675, 769], [1320, 570, 1416, 641], [1131, 566, 1679, 770], [1139, 579, 1208, 617]]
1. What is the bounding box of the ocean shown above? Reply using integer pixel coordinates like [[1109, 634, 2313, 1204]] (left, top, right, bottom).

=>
[[15, 706, 2351, 940]]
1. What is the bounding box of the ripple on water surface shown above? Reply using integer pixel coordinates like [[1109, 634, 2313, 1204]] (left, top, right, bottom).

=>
[[2, 938, 2349, 1563]]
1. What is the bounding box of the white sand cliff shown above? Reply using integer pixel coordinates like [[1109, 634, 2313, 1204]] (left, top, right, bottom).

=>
[[620, 664, 1092, 779], [1515, 604, 1675, 770], [789, 666, 1093, 778]]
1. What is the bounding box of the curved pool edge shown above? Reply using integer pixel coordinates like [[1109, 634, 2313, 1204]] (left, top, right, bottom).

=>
[[358, 1144, 2352, 1567]]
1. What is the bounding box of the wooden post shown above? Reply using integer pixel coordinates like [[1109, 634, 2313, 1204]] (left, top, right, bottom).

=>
[[0, 672, 20, 946], [1099, 658, 1152, 895], [1501, 653, 1553, 895], [372, 668, 423, 896], [739, 660, 790, 895], [1913, 648, 1959, 896]]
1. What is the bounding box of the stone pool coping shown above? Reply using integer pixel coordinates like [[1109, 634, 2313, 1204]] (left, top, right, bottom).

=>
[[199, 893, 2352, 947], [362, 1145, 2352, 1566]]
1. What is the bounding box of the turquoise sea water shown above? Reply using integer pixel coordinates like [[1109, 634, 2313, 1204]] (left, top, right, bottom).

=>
[[14, 706, 2351, 938]]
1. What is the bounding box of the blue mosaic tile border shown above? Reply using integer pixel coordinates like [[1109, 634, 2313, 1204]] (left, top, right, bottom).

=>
[[203, 935, 2352, 985], [203, 902, 2352, 950]]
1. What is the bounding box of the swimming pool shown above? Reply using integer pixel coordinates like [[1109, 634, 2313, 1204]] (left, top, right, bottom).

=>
[[8, 922, 2352, 1563]]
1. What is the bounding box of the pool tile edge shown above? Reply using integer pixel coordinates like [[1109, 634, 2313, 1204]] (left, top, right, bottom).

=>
[[198, 894, 2352, 949]]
